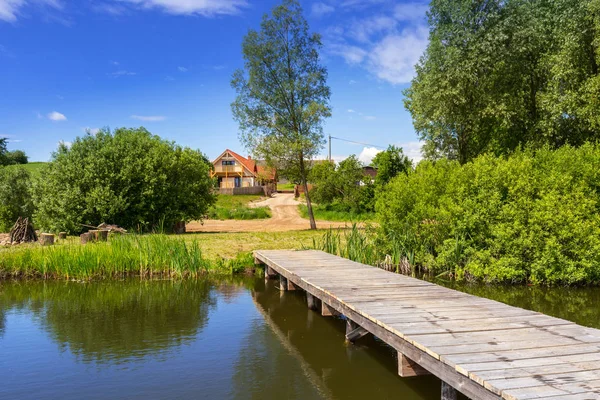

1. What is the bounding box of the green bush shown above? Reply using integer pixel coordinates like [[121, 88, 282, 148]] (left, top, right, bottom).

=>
[[0, 166, 34, 232], [33, 128, 216, 234], [377, 144, 600, 285]]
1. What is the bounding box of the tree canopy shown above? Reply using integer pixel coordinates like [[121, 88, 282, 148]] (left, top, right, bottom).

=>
[[33, 127, 215, 234], [231, 0, 331, 229], [371, 145, 412, 186], [0, 137, 28, 166], [405, 0, 600, 164]]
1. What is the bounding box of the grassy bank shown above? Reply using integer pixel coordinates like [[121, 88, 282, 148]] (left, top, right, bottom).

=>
[[299, 204, 376, 222], [0, 230, 328, 280], [207, 194, 271, 220]]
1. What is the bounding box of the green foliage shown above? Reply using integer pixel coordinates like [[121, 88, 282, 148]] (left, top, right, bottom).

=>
[[377, 144, 600, 285], [0, 234, 257, 280], [0, 166, 34, 232], [231, 0, 331, 229], [309, 155, 375, 213], [406, 0, 600, 163], [371, 145, 412, 186], [6, 150, 28, 165], [0, 138, 28, 166], [33, 127, 215, 234]]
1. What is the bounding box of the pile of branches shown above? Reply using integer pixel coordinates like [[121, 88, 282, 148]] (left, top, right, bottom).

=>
[[9, 217, 38, 244], [82, 223, 128, 234]]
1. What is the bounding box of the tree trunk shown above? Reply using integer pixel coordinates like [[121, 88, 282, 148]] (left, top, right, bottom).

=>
[[299, 155, 317, 230]]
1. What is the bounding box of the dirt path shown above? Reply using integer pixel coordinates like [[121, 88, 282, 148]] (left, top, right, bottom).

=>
[[186, 193, 350, 233]]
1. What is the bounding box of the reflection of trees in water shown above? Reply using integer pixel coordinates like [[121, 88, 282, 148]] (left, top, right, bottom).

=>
[[0, 309, 5, 337], [0, 280, 221, 363], [442, 282, 600, 328]]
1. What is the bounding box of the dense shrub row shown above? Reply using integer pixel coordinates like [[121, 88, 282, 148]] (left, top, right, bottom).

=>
[[377, 144, 600, 285]]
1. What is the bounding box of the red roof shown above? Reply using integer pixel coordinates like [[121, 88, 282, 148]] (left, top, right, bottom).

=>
[[224, 148, 256, 173], [213, 149, 277, 181]]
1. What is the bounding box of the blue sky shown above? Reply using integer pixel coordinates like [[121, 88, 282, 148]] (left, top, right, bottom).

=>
[[0, 0, 429, 163]]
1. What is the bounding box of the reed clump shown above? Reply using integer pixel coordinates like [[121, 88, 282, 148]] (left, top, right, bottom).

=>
[[0, 234, 255, 280]]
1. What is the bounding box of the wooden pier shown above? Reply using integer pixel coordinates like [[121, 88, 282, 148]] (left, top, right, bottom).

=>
[[254, 250, 600, 400]]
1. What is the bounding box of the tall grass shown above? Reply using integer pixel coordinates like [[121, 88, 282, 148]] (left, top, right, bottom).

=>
[[0, 234, 255, 280], [308, 225, 421, 276]]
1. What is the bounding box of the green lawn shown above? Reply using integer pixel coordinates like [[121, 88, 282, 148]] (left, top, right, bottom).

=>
[[207, 194, 271, 220], [298, 204, 376, 222], [8, 162, 46, 176], [277, 183, 295, 191]]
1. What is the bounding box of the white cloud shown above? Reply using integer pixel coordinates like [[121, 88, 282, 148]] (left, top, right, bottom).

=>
[[0, 0, 63, 22], [116, 0, 248, 17], [47, 111, 67, 121], [109, 70, 136, 77], [323, 2, 429, 85], [394, 2, 429, 22], [368, 27, 428, 84], [311, 2, 334, 17], [131, 115, 166, 122], [165, 75, 175, 81], [363, 115, 376, 121], [84, 127, 100, 134], [399, 141, 424, 163], [177, 66, 188, 72], [110, 60, 120, 66], [328, 43, 367, 64], [347, 109, 356, 113], [58, 140, 72, 148], [349, 79, 358, 85], [349, 15, 397, 43], [358, 147, 381, 164]]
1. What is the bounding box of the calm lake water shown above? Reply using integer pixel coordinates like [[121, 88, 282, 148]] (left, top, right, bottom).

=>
[[1, 276, 599, 400]]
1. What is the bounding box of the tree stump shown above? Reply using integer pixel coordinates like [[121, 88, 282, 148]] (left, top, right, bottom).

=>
[[97, 230, 109, 241], [58, 232, 67, 240], [173, 221, 186, 234], [40, 233, 55, 246], [80, 232, 91, 244], [88, 230, 99, 242]]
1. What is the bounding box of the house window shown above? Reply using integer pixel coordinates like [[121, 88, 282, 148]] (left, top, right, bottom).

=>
[[222, 160, 235, 166]]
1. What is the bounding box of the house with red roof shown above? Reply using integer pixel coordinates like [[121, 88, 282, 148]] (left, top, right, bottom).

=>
[[211, 149, 277, 190]]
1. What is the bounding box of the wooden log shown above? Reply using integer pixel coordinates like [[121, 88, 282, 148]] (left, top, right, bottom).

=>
[[97, 229, 109, 242], [88, 230, 98, 242], [398, 352, 431, 377], [39, 233, 54, 246], [307, 293, 317, 310], [58, 232, 67, 239], [80, 232, 91, 244], [441, 381, 457, 400], [345, 320, 369, 342]]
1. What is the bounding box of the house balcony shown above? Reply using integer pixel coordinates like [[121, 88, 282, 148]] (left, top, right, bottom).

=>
[[213, 165, 243, 174]]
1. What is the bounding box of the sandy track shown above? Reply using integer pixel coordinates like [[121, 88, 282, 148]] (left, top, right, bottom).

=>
[[186, 193, 350, 233]]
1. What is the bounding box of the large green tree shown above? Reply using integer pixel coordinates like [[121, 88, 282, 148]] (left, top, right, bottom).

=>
[[231, 0, 331, 229], [34, 127, 215, 233], [0, 166, 34, 232], [371, 145, 412, 186], [406, 0, 600, 163]]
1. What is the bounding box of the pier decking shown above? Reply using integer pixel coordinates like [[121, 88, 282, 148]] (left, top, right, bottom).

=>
[[254, 250, 600, 400]]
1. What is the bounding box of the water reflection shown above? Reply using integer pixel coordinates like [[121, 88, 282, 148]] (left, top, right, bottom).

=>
[[0, 280, 218, 363]]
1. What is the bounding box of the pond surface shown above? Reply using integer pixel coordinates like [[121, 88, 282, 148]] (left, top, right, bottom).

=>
[[1, 276, 599, 400]]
